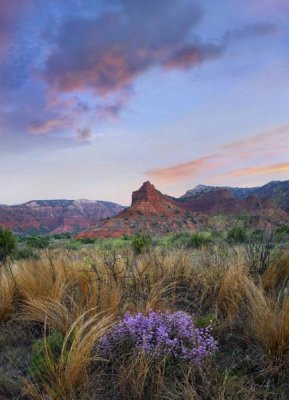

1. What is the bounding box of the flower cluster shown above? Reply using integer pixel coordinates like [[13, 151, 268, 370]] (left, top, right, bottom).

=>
[[99, 310, 217, 364]]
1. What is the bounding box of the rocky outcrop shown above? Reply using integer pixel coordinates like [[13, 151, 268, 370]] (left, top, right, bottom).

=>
[[77, 180, 289, 239], [76, 182, 201, 239]]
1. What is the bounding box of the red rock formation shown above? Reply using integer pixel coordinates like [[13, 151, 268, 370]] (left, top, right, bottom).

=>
[[76, 182, 201, 239], [77, 181, 289, 239], [0, 200, 125, 234]]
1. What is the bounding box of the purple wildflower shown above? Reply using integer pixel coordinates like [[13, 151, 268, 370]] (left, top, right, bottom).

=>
[[99, 310, 217, 364]]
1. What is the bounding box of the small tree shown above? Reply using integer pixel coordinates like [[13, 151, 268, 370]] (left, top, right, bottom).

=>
[[132, 234, 152, 254], [227, 227, 247, 244], [0, 228, 16, 263]]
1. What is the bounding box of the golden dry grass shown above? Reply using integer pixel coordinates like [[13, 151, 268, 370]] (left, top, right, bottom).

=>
[[0, 245, 288, 399], [23, 311, 112, 400], [0, 270, 14, 321]]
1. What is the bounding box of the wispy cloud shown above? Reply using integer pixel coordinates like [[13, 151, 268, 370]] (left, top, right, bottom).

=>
[[146, 125, 289, 184], [28, 117, 69, 135], [215, 162, 289, 180], [147, 156, 217, 184]]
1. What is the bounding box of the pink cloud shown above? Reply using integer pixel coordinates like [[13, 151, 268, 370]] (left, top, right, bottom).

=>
[[28, 117, 69, 135], [215, 162, 289, 180], [147, 156, 218, 184], [146, 124, 289, 184]]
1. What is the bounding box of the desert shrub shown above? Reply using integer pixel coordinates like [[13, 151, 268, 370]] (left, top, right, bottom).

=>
[[244, 230, 280, 274], [226, 227, 247, 244], [132, 234, 152, 254], [186, 232, 212, 248], [26, 236, 50, 249], [64, 239, 82, 250], [276, 224, 289, 236], [275, 224, 289, 243], [12, 247, 37, 260], [77, 237, 96, 244], [52, 233, 72, 240], [0, 228, 16, 263], [100, 310, 217, 364], [96, 237, 130, 253], [166, 232, 212, 249]]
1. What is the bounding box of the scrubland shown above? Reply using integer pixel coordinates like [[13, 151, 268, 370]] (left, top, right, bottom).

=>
[[0, 231, 288, 399]]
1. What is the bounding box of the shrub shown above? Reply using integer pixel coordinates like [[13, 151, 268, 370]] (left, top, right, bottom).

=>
[[132, 234, 152, 254], [0, 228, 16, 263], [12, 247, 37, 260], [99, 310, 217, 364], [186, 232, 212, 249], [26, 236, 50, 249], [276, 224, 289, 236], [227, 227, 247, 244], [77, 237, 96, 244]]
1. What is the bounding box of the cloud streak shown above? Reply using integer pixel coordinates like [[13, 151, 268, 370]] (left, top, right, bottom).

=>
[[147, 156, 218, 184], [147, 125, 289, 184], [215, 162, 289, 179]]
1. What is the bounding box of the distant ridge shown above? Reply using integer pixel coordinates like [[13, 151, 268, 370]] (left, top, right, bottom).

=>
[[0, 199, 125, 234], [181, 180, 289, 211], [1, 180, 289, 236], [76, 180, 289, 239]]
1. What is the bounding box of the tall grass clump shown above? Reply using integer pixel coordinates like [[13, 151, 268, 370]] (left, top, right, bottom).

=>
[[24, 311, 112, 400], [0, 270, 14, 321], [247, 287, 289, 365]]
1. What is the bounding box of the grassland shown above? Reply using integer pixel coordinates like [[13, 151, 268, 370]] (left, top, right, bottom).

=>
[[0, 230, 288, 399]]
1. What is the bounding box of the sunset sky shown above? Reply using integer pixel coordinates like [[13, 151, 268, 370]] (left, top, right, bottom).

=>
[[1, 0, 289, 205]]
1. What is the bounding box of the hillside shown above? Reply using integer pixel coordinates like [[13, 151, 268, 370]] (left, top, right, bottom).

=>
[[76, 181, 289, 239], [76, 181, 205, 238], [181, 180, 289, 211], [0, 199, 125, 234]]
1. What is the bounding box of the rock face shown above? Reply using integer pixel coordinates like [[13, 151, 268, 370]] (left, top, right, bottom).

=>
[[76, 181, 201, 239], [181, 180, 289, 212], [0, 200, 125, 234], [2, 180, 289, 237], [77, 180, 289, 239]]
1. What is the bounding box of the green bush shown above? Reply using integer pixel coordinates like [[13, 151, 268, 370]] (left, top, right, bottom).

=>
[[52, 232, 72, 240], [77, 237, 96, 244], [12, 247, 37, 260], [162, 232, 212, 249], [276, 224, 289, 238], [227, 227, 247, 244], [26, 236, 50, 249], [132, 234, 152, 254], [185, 232, 212, 248], [0, 228, 16, 263]]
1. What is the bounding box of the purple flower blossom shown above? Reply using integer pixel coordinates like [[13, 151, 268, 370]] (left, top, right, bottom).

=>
[[99, 310, 217, 364]]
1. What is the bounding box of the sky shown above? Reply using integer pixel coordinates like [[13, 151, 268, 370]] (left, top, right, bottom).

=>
[[0, 0, 289, 205]]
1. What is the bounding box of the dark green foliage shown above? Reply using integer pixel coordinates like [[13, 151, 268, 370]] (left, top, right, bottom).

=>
[[275, 224, 289, 242], [29, 330, 64, 378], [186, 232, 212, 248], [165, 232, 212, 249], [244, 230, 280, 274], [52, 232, 72, 240], [132, 234, 152, 254], [12, 247, 37, 260], [227, 227, 247, 244], [77, 237, 96, 244], [26, 236, 50, 249], [0, 228, 16, 263]]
